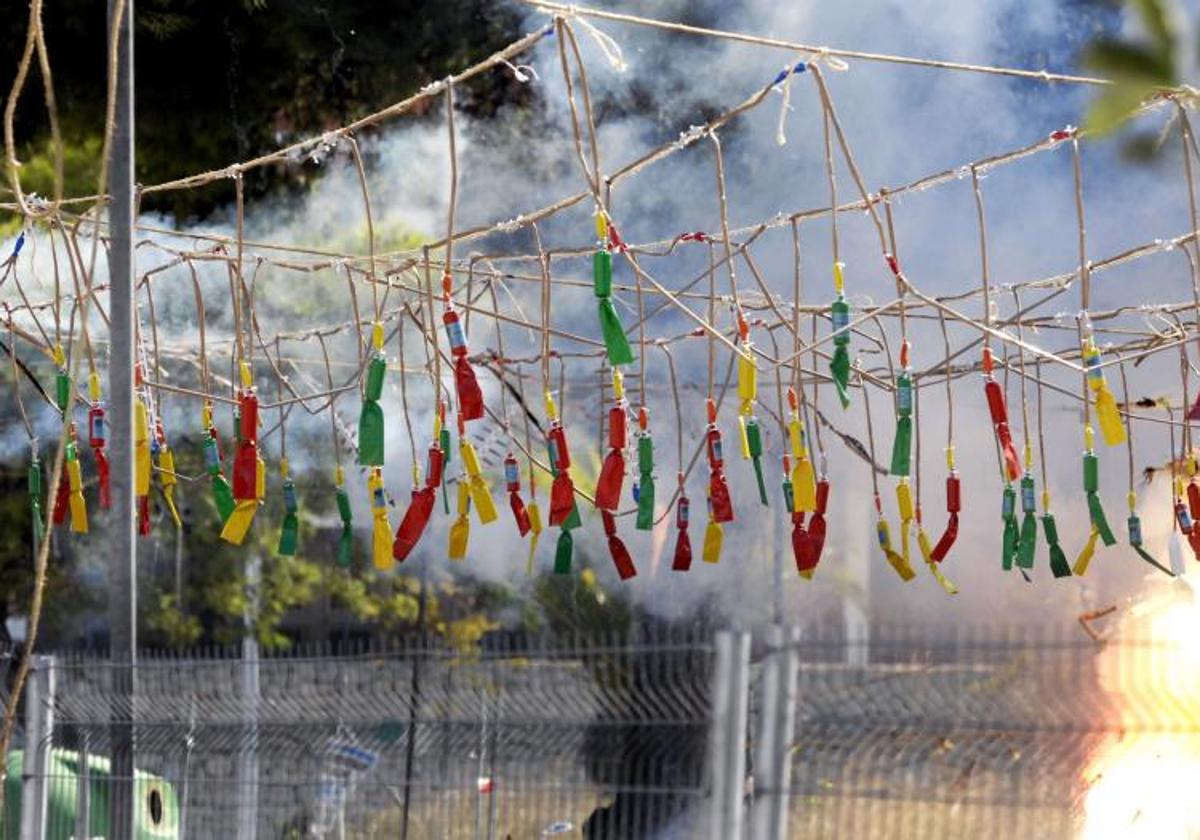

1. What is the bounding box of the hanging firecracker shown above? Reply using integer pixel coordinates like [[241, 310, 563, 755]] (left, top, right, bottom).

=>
[[930, 448, 960, 563], [544, 391, 580, 573], [154, 418, 182, 529], [449, 479, 471, 560], [593, 210, 634, 366], [889, 342, 913, 478], [890, 340, 915, 574], [1041, 484, 1072, 578], [87, 372, 111, 509], [53, 344, 70, 416], [829, 263, 852, 408], [1127, 491, 1172, 575], [1000, 483, 1018, 571], [504, 452, 532, 536], [595, 369, 627, 512], [202, 401, 235, 525], [358, 322, 387, 466], [335, 465, 353, 568], [702, 398, 732, 564], [221, 362, 262, 545], [28, 448, 44, 551], [875, 489, 915, 581], [526, 473, 544, 573], [787, 388, 816, 512], [393, 408, 442, 562], [65, 426, 87, 534], [735, 316, 767, 506], [135, 397, 152, 536], [1082, 338, 1126, 447], [1016, 464, 1037, 570], [369, 467, 393, 570], [461, 429, 498, 526], [915, 505, 958, 595], [545, 391, 575, 527], [672, 480, 692, 571], [706, 398, 734, 524], [783, 455, 812, 578], [278, 458, 300, 556], [982, 348, 1021, 482], [635, 406, 655, 530], [1073, 425, 1118, 575], [601, 509, 637, 579], [444, 272, 484, 421], [805, 476, 830, 573]]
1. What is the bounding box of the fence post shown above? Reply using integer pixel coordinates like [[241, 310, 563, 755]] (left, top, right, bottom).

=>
[[237, 554, 262, 840], [709, 630, 750, 840], [20, 655, 56, 840], [75, 730, 91, 840], [750, 625, 798, 840]]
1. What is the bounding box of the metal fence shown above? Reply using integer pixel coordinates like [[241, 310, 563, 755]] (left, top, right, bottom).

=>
[[8, 628, 719, 839], [7, 616, 1200, 838]]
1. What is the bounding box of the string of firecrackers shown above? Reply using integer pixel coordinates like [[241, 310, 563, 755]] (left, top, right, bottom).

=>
[[13, 231, 1200, 590], [13, 218, 1200, 588], [9, 18, 1200, 590]]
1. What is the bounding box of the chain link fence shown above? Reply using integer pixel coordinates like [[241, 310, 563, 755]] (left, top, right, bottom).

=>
[[6, 614, 1200, 838]]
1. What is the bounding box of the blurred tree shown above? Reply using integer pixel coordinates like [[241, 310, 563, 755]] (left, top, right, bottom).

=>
[[1082, 0, 1195, 156], [1, 0, 528, 222]]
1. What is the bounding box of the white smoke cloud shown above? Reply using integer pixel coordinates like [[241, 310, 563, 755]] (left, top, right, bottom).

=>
[[5, 0, 1197, 632]]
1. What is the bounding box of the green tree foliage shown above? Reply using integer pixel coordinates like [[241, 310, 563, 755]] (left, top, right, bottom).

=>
[[1, 0, 527, 221], [1082, 0, 1194, 156]]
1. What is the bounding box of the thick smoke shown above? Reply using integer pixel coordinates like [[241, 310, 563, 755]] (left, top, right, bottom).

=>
[[5, 0, 1197, 632]]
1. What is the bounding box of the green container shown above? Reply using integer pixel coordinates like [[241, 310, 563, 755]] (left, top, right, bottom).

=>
[[598, 299, 634, 366], [1083, 453, 1099, 493], [895, 372, 912, 418], [28, 458, 42, 497], [781, 479, 795, 513], [554, 528, 573, 574], [358, 401, 385, 466], [889, 416, 911, 477], [638, 435, 654, 475], [564, 501, 582, 530], [1041, 513, 1059, 544], [4, 749, 180, 839], [364, 353, 387, 401], [55, 371, 71, 414], [336, 487, 353, 523], [636, 474, 655, 530], [211, 475, 235, 524], [746, 419, 762, 459], [593, 250, 612, 298], [831, 297, 851, 347], [1020, 475, 1036, 513]]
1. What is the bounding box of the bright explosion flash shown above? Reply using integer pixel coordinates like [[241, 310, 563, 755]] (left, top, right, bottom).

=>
[[1082, 591, 1200, 839]]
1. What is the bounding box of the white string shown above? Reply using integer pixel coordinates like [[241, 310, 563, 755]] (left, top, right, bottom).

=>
[[812, 47, 849, 72], [774, 64, 796, 147], [500, 58, 539, 83], [561, 8, 628, 72]]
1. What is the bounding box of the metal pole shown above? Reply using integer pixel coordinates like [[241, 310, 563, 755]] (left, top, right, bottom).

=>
[[76, 730, 91, 840], [105, 0, 137, 837], [724, 631, 750, 840], [752, 625, 799, 840], [773, 625, 799, 839], [709, 631, 750, 840], [708, 632, 732, 840], [237, 554, 261, 840], [751, 627, 781, 840], [399, 559, 429, 840], [20, 655, 55, 840]]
